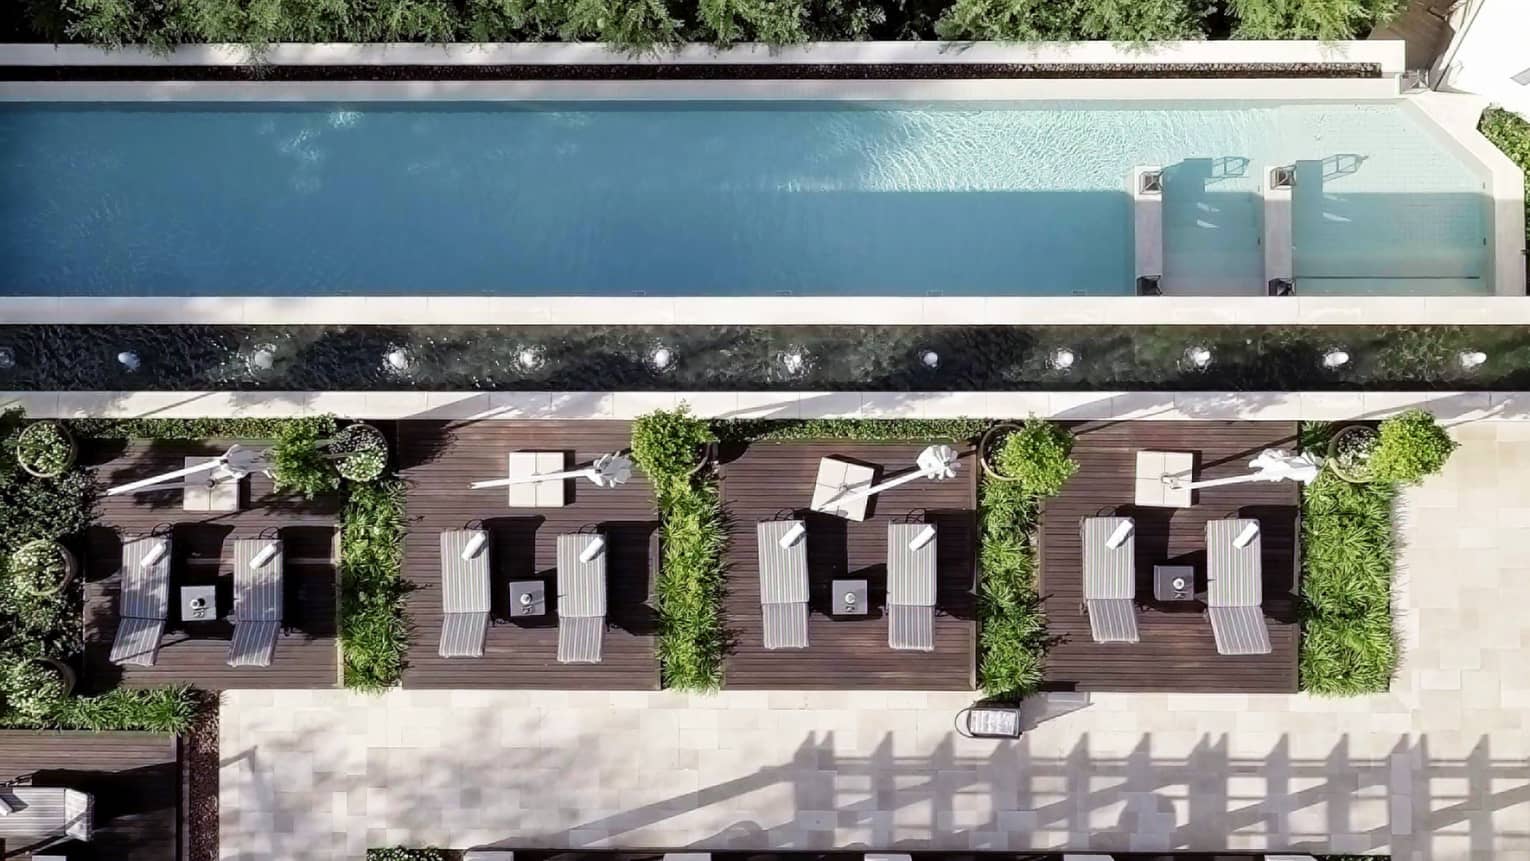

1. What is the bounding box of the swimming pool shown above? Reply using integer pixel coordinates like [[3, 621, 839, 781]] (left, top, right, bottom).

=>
[[0, 100, 1492, 297]]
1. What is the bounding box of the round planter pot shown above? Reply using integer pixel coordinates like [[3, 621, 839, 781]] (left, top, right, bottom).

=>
[[334, 422, 389, 482], [684, 441, 718, 480], [16, 421, 77, 479], [978, 422, 1023, 482], [12, 540, 76, 598], [38, 657, 77, 698], [1326, 424, 1379, 484]]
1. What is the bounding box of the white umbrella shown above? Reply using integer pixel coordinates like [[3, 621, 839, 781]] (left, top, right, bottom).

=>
[[1168, 448, 1321, 491], [829, 444, 961, 507], [470, 452, 633, 491], [104, 444, 273, 496]]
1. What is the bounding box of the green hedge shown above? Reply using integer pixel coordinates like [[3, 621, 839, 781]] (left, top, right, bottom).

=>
[[633, 408, 726, 691], [340, 481, 412, 692], [0, 0, 1403, 52], [2, 685, 199, 733], [1299, 423, 1397, 696], [717, 418, 989, 444], [66, 415, 335, 440], [1480, 107, 1530, 245]]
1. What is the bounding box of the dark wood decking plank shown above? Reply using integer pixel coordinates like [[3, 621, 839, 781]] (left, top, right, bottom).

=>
[[718, 440, 977, 690], [0, 730, 179, 861], [398, 420, 660, 690], [80, 438, 341, 692], [1039, 420, 1301, 693]]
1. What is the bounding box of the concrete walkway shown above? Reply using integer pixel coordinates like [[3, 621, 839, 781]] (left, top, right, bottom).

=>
[[220, 422, 1530, 860]]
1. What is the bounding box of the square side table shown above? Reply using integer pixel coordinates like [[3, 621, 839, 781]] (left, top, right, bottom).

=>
[[1153, 564, 1196, 602], [831, 578, 869, 616], [508, 579, 547, 617], [179, 584, 219, 623], [1134, 450, 1194, 508]]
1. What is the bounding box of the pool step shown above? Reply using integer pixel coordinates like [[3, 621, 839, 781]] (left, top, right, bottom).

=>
[[1263, 164, 1295, 295], [1131, 165, 1164, 295]]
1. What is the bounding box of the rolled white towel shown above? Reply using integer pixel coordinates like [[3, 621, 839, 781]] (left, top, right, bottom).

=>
[[579, 536, 605, 563], [141, 541, 167, 569], [1106, 520, 1134, 550], [907, 524, 937, 551], [1233, 521, 1261, 549], [777, 522, 806, 549], [460, 531, 487, 560], [249, 542, 280, 569]]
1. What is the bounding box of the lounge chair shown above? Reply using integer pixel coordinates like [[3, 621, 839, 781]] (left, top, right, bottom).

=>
[[110, 535, 170, 667], [1206, 518, 1272, 655], [439, 529, 491, 658], [228, 538, 283, 667], [0, 787, 93, 843], [557, 533, 608, 663], [1081, 516, 1139, 644], [757, 521, 809, 649], [887, 523, 936, 651]]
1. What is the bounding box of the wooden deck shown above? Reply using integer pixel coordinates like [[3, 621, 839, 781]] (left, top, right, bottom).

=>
[[0, 730, 179, 860], [80, 439, 340, 692], [718, 440, 977, 689], [1038, 421, 1300, 693], [398, 421, 660, 689]]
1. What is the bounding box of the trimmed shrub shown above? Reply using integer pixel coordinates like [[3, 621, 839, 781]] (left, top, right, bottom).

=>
[[1480, 107, 1530, 243], [0, 657, 68, 724], [40, 685, 198, 733], [992, 418, 1078, 498], [1368, 409, 1455, 486], [271, 420, 341, 499]]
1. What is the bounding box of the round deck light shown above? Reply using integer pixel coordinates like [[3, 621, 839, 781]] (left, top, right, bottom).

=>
[[516, 346, 544, 371], [1458, 350, 1487, 370], [1051, 348, 1077, 371], [782, 348, 807, 376], [250, 345, 276, 372], [920, 350, 940, 369], [384, 348, 411, 373], [1184, 346, 1213, 370], [117, 351, 140, 372], [0, 347, 13, 370], [1323, 349, 1350, 369]]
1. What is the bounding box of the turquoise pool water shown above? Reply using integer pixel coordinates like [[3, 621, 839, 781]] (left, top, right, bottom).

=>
[[0, 100, 1492, 296]]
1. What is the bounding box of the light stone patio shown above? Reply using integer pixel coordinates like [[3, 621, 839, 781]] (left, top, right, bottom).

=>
[[221, 421, 1530, 860]]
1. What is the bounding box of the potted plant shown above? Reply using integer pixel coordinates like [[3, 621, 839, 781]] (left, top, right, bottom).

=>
[[1325, 423, 1378, 483], [14, 420, 76, 479], [270, 421, 342, 498], [981, 417, 1078, 497], [632, 406, 717, 484], [1370, 409, 1457, 485], [331, 423, 389, 483], [6, 539, 76, 598], [0, 655, 72, 724]]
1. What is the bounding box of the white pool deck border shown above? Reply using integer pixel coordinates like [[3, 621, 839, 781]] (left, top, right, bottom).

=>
[[0, 39, 1523, 316], [6, 389, 1529, 424]]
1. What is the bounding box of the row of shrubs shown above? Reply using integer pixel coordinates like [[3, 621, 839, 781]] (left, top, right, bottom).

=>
[[1479, 107, 1530, 247], [0, 409, 199, 732], [1, 0, 1402, 52]]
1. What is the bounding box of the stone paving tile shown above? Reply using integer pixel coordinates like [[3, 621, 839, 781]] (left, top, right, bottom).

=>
[[222, 422, 1530, 861]]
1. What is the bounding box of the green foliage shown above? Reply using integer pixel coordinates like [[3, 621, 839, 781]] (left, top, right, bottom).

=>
[[1298, 436, 1398, 696], [367, 849, 447, 861], [0, 657, 67, 724], [717, 418, 989, 444], [15, 421, 74, 477], [1480, 108, 1530, 243], [1228, 0, 1402, 39], [977, 474, 1046, 699], [340, 481, 412, 692], [36, 685, 198, 733], [67, 415, 336, 441], [936, 0, 1204, 40], [1369, 409, 1456, 485], [271, 420, 341, 499], [561, 0, 680, 47], [698, 0, 809, 44], [632, 405, 716, 496], [992, 418, 1078, 498], [633, 408, 726, 691]]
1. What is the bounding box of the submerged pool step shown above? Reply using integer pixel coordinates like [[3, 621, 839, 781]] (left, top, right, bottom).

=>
[[1263, 164, 1295, 295], [1131, 165, 1164, 295]]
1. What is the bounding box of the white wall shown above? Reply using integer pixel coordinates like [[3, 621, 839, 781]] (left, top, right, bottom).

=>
[[1435, 0, 1530, 119]]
